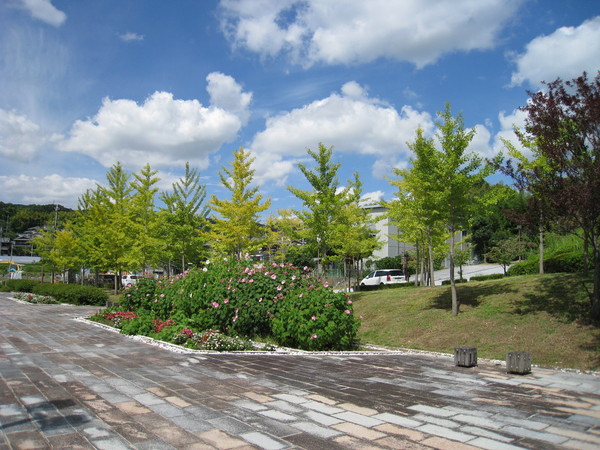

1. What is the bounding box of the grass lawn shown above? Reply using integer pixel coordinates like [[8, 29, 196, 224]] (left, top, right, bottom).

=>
[[352, 273, 600, 372]]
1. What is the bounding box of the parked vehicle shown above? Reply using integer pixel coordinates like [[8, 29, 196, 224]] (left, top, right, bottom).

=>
[[360, 269, 405, 286], [121, 275, 139, 287]]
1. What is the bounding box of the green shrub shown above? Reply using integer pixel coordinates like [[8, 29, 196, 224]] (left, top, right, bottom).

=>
[[470, 273, 505, 282], [441, 278, 468, 285], [32, 283, 107, 305], [121, 277, 157, 311], [102, 259, 361, 351], [1, 279, 39, 292], [508, 251, 584, 276]]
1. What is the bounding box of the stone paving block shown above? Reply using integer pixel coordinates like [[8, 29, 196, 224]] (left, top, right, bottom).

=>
[[240, 431, 290, 449], [453, 413, 504, 430], [196, 428, 249, 449], [333, 410, 385, 428], [413, 414, 460, 429], [133, 392, 165, 406], [416, 424, 475, 443], [562, 439, 600, 449], [170, 414, 214, 433], [302, 409, 343, 426], [459, 425, 514, 443], [408, 404, 456, 417], [46, 431, 94, 449], [90, 436, 132, 450], [4, 430, 49, 449], [503, 425, 569, 444], [115, 401, 153, 416], [373, 423, 426, 441], [467, 437, 525, 449], [258, 409, 298, 422], [420, 436, 480, 450], [301, 400, 345, 415], [242, 392, 274, 403], [291, 421, 343, 439], [207, 416, 256, 435], [493, 414, 549, 430], [148, 402, 186, 418], [305, 394, 338, 406], [135, 439, 177, 449], [263, 400, 303, 414], [165, 396, 192, 408], [331, 422, 387, 440], [153, 425, 205, 447], [272, 393, 309, 405], [233, 399, 268, 412]]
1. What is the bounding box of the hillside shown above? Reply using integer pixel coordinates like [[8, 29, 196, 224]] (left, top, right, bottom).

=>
[[352, 273, 600, 372]]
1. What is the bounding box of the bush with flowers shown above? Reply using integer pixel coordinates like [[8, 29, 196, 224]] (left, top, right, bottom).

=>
[[94, 259, 360, 351]]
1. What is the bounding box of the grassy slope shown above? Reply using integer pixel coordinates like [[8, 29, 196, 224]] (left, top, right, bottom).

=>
[[352, 273, 600, 371]]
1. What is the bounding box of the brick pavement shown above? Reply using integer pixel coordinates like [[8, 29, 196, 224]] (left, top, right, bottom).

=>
[[1, 293, 599, 449]]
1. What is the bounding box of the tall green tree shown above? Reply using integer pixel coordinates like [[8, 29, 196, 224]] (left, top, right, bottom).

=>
[[160, 162, 209, 272], [387, 128, 447, 286], [505, 72, 600, 319], [436, 103, 490, 315], [330, 173, 382, 290], [130, 164, 162, 273], [209, 147, 271, 258], [75, 162, 135, 292], [287, 143, 354, 271]]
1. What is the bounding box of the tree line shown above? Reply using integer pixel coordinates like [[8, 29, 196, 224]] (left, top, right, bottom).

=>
[[31, 71, 600, 320]]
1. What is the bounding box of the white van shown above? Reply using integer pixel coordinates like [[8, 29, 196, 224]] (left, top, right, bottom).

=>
[[121, 275, 139, 287], [360, 269, 405, 286]]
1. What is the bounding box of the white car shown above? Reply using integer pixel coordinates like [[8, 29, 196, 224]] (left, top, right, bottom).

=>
[[360, 269, 405, 286], [121, 275, 139, 287]]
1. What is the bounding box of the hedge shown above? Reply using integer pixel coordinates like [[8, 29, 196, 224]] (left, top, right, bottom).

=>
[[32, 284, 108, 306], [0, 279, 40, 293], [469, 273, 505, 282], [508, 251, 584, 276]]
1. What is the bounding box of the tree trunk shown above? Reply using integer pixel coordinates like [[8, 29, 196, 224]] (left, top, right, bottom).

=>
[[450, 229, 459, 316], [427, 229, 436, 286], [539, 222, 544, 275], [592, 236, 600, 322]]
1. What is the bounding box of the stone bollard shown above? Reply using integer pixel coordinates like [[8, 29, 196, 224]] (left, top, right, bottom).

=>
[[454, 346, 477, 367], [506, 351, 531, 375]]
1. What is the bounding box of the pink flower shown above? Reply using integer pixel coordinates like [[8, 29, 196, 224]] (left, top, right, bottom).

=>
[[360, 315, 364, 319], [310, 333, 318, 340], [154, 299, 158, 303], [277, 285, 283, 291], [271, 274, 277, 280], [311, 316, 316, 321], [345, 309, 351, 314], [348, 300, 353, 304], [323, 281, 329, 288], [224, 299, 229, 304], [160, 294, 165, 298], [258, 298, 263, 302], [249, 279, 254, 283], [298, 293, 304, 298], [212, 302, 219, 308]]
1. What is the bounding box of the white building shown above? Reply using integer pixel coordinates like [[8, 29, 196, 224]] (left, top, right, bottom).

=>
[[363, 204, 413, 261]]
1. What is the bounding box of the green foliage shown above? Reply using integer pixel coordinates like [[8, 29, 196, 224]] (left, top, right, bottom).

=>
[[508, 251, 584, 276], [31, 284, 107, 305], [102, 259, 359, 351], [271, 287, 359, 351], [0, 279, 39, 292], [374, 256, 404, 270], [441, 278, 468, 285], [120, 314, 156, 336], [209, 147, 271, 258], [470, 273, 505, 281], [121, 277, 157, 311]]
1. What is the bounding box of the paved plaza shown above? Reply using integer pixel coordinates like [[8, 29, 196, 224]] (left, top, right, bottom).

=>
[[1, 293, 599, 449]]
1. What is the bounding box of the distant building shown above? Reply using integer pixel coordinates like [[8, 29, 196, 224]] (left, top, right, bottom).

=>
[[362, 204, 413, 261]]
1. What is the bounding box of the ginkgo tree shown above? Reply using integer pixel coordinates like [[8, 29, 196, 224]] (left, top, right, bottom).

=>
[[209, 147, 271, 259]]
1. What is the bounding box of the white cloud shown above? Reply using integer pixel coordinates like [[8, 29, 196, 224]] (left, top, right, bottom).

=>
[[59, 73, 251, 170], [20, 0, 66, 27], [249, 81, 434, 184], [492, 108, 534, 159], [119, 32, 144, 42], [0, 174, 96, 208], [360, 190, 385, 205], [0, 109, 59, 161], [219, 0, 522, 68], [511, 16, 600, 88], [467, 124, 493, 160], [206, 72, 252, 125]]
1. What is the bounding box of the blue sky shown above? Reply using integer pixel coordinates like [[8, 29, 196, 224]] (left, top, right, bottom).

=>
[[1, 0, 599, 215]]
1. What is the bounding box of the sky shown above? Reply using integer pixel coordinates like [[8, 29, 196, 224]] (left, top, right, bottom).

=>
[[1, 0, 599, 215]]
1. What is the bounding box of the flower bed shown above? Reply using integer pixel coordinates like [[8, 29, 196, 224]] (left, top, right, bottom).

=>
[[13, 292, 58, 304], [89, 259, 360, 351]]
